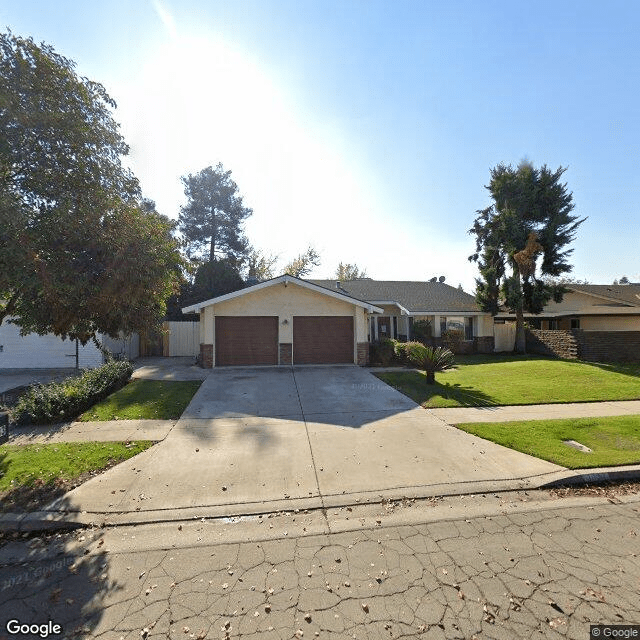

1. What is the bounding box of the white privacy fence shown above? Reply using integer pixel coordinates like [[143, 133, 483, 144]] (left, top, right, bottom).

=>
[[494, 323, 516, 352], [164, 321, 200, 357]]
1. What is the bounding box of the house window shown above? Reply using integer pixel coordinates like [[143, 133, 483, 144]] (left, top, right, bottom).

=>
[[464, 317, 474, 341], [549, 319, 559, 330], [570, 318, 580, 329], [441, 316, 465, 335]]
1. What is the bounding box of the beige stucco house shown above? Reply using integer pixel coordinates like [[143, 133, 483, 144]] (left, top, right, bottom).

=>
[[182, 275, 495, 368], [496, 284, 640, 330]]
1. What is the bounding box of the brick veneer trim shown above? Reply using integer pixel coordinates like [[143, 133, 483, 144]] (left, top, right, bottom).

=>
[[200, 343, 213, 368], [279, 343, 292, 365], [357, 342, 369, 366]]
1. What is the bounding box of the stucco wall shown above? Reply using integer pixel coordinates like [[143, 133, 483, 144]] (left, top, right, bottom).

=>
[[475, 315, 494, 338], [196, 281, 371, 365], [209, 282, 366, 343], [580, 315, 640, 331]]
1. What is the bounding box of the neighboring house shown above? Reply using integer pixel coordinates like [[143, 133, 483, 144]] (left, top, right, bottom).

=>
[[496, 284, 640, 330], [0, 320, 139, 370], [182, 275, 495, 368]]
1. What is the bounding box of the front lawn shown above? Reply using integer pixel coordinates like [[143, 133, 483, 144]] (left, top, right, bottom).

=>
[[456, 415, 640, 469], [376, 355, 640, 408], [0, 441, 153, 512], [79, 379, 202, 421]]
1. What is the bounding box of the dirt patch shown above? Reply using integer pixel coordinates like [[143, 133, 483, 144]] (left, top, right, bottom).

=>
[[548, 480, 640, 501]]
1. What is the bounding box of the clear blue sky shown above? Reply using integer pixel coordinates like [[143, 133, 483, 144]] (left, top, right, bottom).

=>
[[3, 0, 639, 289]]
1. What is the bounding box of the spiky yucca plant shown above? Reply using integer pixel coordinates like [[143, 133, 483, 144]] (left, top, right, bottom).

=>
[[404, 342, 455, 385]]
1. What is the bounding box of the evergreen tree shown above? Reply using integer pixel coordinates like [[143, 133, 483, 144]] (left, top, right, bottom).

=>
[[178, 163, 252, 263], [469, 161, 584, 353]]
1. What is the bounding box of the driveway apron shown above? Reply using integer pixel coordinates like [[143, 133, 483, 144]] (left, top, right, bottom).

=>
[[52, 365, 562, 519]]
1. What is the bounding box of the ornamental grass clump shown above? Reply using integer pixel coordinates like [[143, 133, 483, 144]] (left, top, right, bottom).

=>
[[13, 360, 133, 425], [404, 342, 455, 384]]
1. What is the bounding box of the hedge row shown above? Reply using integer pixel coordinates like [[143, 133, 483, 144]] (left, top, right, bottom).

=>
[[369, 338, 421, 366], [13, 360, 134, 426]]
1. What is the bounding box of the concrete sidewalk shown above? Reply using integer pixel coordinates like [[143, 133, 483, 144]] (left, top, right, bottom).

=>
[[429, 399, 640, 423], [8, 419, 175, 445]]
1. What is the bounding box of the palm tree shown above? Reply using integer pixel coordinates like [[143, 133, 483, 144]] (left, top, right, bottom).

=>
[[404, 342, 455, 384]]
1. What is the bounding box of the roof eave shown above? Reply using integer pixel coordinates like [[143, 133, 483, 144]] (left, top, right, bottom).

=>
[[181, 274, 383, 315]]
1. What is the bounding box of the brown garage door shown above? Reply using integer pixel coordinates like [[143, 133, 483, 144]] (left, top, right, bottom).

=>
[[215, 316, 278, 366], [293, 316, 354, 364]]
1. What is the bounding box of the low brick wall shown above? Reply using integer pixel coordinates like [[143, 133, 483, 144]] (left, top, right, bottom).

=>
[[474, 336, 495, 354], [576, 331, 640, 363], [357, 342, 369, 366], [526, 329, 640, 362], [525, 330, 578, 359]]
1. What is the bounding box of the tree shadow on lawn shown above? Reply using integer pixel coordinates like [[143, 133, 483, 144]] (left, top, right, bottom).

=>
[[0, 492, 122, 638], [454, 353, 548, 366], [381, 371, 499, 407], [426, 381, 499, 407], [578, 359, 640, 380]]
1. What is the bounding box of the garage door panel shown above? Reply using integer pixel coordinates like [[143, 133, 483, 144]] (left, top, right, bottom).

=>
[[293, 316, 354, 364], [215, 316, 278, 366]]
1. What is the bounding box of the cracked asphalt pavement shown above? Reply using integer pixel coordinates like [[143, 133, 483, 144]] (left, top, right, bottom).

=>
[[1, 489, 639, 639]]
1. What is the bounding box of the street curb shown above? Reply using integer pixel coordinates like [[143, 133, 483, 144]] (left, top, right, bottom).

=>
[[3, 464, 639, 534]]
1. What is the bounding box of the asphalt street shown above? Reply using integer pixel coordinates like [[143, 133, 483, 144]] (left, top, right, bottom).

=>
[[0, 488, 638, 639]]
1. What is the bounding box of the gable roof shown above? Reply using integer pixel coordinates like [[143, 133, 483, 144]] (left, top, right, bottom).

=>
[[181, 274, 384, 314], [567, 284, 640, 307], [309, 279, 481, 313]]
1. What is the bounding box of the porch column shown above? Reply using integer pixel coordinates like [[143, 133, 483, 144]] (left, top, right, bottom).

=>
[[434, 315, 442, 338], [405, 315, 410, 340]]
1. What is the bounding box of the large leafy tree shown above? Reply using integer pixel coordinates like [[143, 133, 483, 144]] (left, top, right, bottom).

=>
[[245, 248, 279, 282], [178, 163, 253, 264], [469, 161, 584, 353], [335, 262, 367, 281], [283, 246, 321, 277], [0, 32, 183, 343], [167, 257, 247, 319]]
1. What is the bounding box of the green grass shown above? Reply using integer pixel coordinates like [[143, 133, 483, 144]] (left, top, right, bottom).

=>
[[456, 415, 640, 469], [0, 441, 153, 491], [79, 379, 202, 421], [376, 355, 640, 408]]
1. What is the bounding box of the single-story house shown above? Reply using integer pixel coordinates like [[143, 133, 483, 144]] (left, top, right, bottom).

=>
[[0, 320, 139, 370], [496, 283, 640, 330], [182, 275, 495, 367]]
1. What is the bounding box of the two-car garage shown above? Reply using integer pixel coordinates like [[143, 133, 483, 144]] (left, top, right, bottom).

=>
[[214, 315, 355, 366], [183, 275, 379, 368]]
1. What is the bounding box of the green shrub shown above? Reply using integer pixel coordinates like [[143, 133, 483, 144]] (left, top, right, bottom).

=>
[[404, 343, 455, 384], [393, 340, 409, 363], [13, 360, 133, 426], [369, 338, 397, 366], [412, 320, 432, 343]]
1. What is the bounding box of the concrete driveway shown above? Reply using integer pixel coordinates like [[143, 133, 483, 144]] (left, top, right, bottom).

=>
[[53, 366, 562, 522]]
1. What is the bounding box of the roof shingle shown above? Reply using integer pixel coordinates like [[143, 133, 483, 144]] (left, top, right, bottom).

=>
[[308, 279, 481, 313]]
